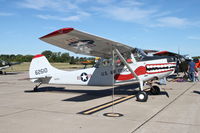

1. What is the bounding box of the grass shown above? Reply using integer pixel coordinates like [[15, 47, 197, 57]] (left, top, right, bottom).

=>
[[5, 62, 90, 72]]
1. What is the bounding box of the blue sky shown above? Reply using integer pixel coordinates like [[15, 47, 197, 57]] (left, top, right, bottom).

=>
[[0, 0, 200, 57]]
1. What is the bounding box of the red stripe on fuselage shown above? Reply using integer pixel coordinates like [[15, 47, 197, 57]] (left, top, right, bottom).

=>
[[114, 66, 146, 81], [114, 63, 175, 81]]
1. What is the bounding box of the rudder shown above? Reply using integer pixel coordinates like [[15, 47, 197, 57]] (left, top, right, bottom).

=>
[[29, 54, 54, 80]]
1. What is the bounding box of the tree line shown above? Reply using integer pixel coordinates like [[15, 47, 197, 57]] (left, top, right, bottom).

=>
[[193, 56, 200, 59], [0, 50, 94, 64]]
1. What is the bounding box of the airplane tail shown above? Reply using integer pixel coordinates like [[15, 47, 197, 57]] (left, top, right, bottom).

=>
[[29, 54, 56, 82]]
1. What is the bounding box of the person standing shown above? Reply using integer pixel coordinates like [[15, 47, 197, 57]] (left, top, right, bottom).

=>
[[195, 70, 199, 81], [176, 59, 180, 76], [188, 59, 196, 82]]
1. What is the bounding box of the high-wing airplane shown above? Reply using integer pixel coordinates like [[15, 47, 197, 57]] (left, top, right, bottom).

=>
[[29, 28, 176, 102], [0, 60, 20, 75]]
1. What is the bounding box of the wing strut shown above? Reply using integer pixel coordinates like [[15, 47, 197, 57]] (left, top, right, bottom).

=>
[[114, 49, 139, 80], [114, 48, 144, 91]]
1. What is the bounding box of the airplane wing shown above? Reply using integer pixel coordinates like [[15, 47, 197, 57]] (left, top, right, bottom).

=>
[[40, 28, 133, 58]]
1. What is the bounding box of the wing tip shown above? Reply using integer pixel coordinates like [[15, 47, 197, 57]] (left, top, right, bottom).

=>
[[39, 28, 74, 39]]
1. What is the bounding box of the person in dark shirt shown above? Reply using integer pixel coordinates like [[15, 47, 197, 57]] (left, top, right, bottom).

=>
[[188, 59, 196, 82], [176, 60, 180, 76]]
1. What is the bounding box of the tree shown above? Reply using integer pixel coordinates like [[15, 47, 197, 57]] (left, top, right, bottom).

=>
[[0, 50, 95, 63], [41, 50, 53, 60], [69, 56, 75, 64], [15, 54, 23, 62], [61, 53, 70, 63]]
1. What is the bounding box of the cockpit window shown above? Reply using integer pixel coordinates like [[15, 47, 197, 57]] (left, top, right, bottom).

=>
[[131, 48, 147, 61], [94, 48, 148, 68]]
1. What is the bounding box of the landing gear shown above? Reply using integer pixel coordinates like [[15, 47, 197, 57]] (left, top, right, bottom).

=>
[[136, 80, 148, 102], [0, 71, 6, 75], [150, 85, 161, 95], [33, 83, 42, 92], [136, 91, 148, 102], [136, 81, 161, 102]]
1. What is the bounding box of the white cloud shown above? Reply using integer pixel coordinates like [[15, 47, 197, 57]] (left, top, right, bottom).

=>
[[37, 11, 90, 21], [121, 0, 143, 6], [37, 14, 79, 21], [96, 0, 114, 4], [188, 36, 200, 40], [19, 0, 91, 21], [95, 6, 156, 22], [154, 17, 189, 27], [0, 12, 14, 16], [19, 0, 78, 11], [18, 0, 199, 28], [99, 6, 191, 28], [92, 1, 195, 28]]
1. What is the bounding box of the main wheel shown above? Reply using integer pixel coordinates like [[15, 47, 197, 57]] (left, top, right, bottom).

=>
[[136, 91, 148, 102], [150, 85, 160, 95]]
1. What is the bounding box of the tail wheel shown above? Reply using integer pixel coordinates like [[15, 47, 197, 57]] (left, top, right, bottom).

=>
[[150, 85, 161, 95], [136, 91, 148, 102]]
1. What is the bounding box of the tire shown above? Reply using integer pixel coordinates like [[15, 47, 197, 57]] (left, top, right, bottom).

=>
[[150, 85, 161, 95], [136, 91, 148, 102]]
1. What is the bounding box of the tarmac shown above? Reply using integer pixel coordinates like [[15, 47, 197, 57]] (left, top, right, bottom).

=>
[[0, 72, 200, 133]]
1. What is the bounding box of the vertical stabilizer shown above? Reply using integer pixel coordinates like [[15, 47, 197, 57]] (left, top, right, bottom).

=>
[[29, 55, 55, 82]]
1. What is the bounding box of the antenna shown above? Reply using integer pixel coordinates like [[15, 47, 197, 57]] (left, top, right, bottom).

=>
[[178, 46, 180, 55]]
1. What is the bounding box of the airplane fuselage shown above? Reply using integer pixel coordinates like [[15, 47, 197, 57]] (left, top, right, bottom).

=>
[[30, 55, 176, 86]]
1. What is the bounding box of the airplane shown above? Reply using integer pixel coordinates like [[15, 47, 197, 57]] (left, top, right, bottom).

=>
[[0, 60, 20, 75], [29, 28, 177, 102]]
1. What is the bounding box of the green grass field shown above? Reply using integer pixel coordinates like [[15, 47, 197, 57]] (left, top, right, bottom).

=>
[[5, 62, 89, 72]]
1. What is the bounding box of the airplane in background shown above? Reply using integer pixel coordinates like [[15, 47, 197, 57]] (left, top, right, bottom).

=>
[[0, 60, 20, 75], [29, 28, 176, 102]]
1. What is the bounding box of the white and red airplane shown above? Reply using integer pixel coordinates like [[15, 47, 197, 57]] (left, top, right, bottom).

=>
[[29, 28, 176, 102]]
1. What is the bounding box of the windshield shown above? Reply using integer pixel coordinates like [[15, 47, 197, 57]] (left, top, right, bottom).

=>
[[94, 48, 147, 68], [131, 48, 147, 61]]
